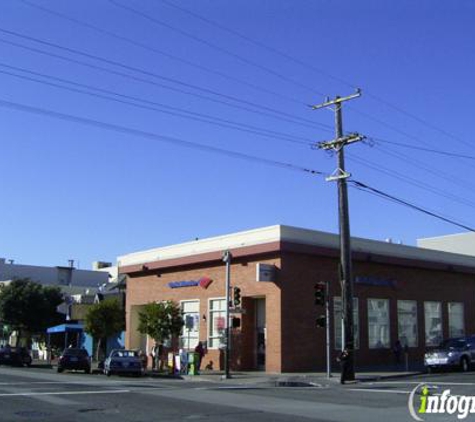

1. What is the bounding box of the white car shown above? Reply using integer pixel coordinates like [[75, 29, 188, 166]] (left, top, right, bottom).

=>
[[104, 349, 143, 377]]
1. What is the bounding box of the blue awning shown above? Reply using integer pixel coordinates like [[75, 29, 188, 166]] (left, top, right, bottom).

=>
[[46, 323, 84, 334]]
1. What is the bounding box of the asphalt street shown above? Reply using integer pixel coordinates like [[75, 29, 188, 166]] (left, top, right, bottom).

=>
[[0, 366, 474, 421]]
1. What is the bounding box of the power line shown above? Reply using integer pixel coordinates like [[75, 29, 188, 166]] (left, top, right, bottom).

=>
[[0, 97, 325, 176], [349, 180, 475, 232], [0, 63, 314, 147], [157, 0, 469, 149], [0, 28, 333, 133], [108, 0, 328, 98], [370, 144, 475, 192], [372, 136, 475, 160], [348, 153, 475, 210], [18, 0, 312, 109]]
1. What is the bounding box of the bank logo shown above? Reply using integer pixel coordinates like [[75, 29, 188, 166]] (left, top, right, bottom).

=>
[[408, 383, 475, 420]]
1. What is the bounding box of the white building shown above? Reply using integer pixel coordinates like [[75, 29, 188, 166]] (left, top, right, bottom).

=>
[[417, 232, 475, 257], [0, 258, 109, 295]]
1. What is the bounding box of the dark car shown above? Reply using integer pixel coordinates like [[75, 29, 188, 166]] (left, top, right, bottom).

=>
[[0, 346, 32, 367], [57, 348, 91, 374], [104, 349, 143, 377]]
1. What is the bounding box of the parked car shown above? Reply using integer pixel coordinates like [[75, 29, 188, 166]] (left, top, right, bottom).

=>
[[424, 337, 475, 372], [0, 346, 32, 367], [104, 349, 143, 377], [57, 348, 91, 374]]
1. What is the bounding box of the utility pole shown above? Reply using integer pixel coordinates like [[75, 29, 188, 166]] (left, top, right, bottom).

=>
[[222, 250, 232, 379], [311, 89, 364, 383]]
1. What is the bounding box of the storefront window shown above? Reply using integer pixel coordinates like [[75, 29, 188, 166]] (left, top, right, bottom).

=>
[[333, 297, 359, 350], [448, 302, 464, 338], [208, 298, 226, 349], [397, 300, 418, 347], [368, 299, 390, 348], [180, 300, 200, 350], [424, 301, 442, 346]]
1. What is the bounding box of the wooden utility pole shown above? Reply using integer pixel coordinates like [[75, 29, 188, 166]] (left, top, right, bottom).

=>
[[311, 89, 364, 383]]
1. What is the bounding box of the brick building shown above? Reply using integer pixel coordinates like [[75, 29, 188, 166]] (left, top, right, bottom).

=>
[[119, 225, 475, 373]]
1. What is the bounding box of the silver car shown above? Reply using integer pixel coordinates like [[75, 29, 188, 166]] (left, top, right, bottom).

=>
[[104, 349, 144, 377], [424, 337, 475, 372]]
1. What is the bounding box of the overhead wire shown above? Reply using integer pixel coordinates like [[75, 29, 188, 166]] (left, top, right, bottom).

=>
[[0, 97, 325, 176], [349, 180, 475, 232], [0, 63, 314, 147], [347, 153, 475, 210], [107, 0, 328, 98], [370, 144, 475, 191], [0, 28, 333, 133], [371, 136, 475, 161], [157, 0, 470, 150], [17, 0, 312, 109]]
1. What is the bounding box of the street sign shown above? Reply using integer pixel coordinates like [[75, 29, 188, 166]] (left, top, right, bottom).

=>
[[229, 308, 246, 315]]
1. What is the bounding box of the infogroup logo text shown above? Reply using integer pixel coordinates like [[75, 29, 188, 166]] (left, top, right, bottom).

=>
[[408, 384, 475, 420]]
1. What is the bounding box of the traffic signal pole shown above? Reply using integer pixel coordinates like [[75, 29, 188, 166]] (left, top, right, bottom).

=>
[[222, 250, 232, 379], [311, 90, 364, 383], [325, 281, 331, 379]]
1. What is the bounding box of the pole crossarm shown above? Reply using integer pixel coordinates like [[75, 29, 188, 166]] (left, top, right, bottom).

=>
[[309, 89, 361, 110], [317, 133, 365, 150]]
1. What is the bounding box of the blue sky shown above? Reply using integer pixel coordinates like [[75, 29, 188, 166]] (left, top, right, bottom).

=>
[[1, 0, 474, 267]]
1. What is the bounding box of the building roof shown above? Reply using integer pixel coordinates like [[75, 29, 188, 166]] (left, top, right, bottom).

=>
[[119, 225, 475, 274], [418, 232, 475, 257]]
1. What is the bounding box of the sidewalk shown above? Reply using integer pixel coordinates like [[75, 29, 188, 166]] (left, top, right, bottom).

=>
[[147, 369, 424, 386], [30, 359, 424, 385]]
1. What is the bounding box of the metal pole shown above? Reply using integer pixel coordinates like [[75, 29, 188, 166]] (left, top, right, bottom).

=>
[[222, 250, 232, 379], [325, 281, 331, 379], [335, 99, 355, 382]]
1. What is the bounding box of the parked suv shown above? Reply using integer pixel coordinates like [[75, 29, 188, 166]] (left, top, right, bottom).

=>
[[57, 348, 91, 374], [424, 337, 475, 372]]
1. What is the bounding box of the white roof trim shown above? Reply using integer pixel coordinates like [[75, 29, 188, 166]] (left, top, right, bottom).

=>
[[118, 225, 475, 269]]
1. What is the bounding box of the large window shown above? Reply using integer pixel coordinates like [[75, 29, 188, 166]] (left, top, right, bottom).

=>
[[334, 297, 359, 350], [208, 298, 226, 349], [397, 300, 418, 347], [368, 299, 390, 348], [424, 301, 442, 346], [448, 302, 464, 338], [180, 300, 200, 350]]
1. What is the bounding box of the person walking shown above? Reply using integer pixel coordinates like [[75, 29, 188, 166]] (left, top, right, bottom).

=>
[[194, 341, 205, 373]]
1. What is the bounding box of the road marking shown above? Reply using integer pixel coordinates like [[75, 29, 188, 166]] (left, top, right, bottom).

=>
[[348, 388, 411, 394], [371, 380, 475, 386], [0, 389, 130, 397]]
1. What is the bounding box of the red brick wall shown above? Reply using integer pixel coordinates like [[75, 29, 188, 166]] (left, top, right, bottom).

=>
[[125, 253, 282, 372], [280, 251, 475, 371]]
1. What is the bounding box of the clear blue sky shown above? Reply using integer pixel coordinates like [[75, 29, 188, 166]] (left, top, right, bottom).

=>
[[1, 0, 474, 267]]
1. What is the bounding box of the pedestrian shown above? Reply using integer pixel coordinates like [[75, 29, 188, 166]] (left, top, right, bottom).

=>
[[139, 349, 147, 369], [194, 341, 205, 373], [393, 339, 402, 365], [337, 349, 350, 384], [151, 342, 158, 370]]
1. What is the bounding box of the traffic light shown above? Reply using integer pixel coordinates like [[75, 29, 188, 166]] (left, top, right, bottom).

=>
[[233, 286, 241, 307], [316, 315, 326, 328], [232, 317, 241, 328], [314, 282, 326, 306]]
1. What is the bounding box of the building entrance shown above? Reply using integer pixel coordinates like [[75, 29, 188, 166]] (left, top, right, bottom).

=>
[[255, 298, 266, 370]]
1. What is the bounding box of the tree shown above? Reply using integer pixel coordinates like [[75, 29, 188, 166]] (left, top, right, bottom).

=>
[[137, 301, 184, 366], [84, 298, 125, 361], [0, 278, 63, 345]]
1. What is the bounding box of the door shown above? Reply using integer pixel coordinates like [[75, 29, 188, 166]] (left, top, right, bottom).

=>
[[255, 298, 266, 370]]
